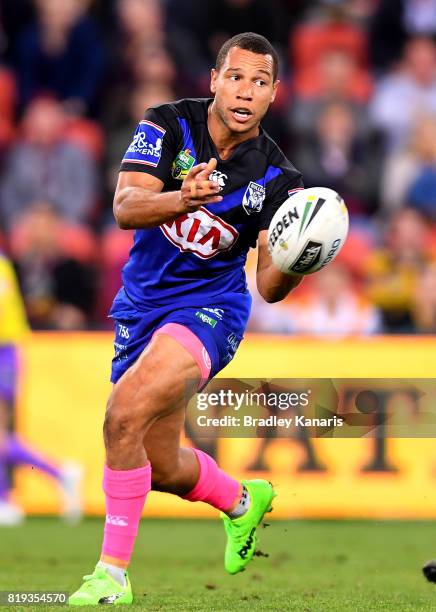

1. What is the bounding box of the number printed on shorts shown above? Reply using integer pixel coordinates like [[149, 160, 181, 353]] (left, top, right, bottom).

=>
[[118, 324, 130, 339]]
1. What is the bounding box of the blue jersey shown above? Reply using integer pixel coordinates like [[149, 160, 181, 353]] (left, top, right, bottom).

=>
[[117, 98, 303, 313]]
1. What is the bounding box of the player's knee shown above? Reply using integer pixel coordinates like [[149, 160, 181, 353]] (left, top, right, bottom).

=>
[[103, 408, 133, 448], [103, 388, 148, 445]]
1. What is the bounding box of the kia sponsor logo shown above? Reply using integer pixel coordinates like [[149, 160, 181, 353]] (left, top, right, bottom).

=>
[[161, 207, 238, 259]]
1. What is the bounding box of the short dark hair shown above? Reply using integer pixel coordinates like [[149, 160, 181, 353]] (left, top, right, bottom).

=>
[[215, 32, 279, 82]]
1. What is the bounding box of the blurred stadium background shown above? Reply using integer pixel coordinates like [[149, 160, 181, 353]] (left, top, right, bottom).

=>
[[1, 0, 436, 526]]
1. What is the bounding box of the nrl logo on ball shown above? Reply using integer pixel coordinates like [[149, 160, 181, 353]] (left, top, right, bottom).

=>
[[242, 181, 265, 215]]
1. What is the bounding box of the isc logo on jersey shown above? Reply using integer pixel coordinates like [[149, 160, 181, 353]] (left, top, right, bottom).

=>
[[123, 120, 166, 167], [161, 208, 238, 259]]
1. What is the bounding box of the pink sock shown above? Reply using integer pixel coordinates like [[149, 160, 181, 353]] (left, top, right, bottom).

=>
[[101, 463, 151, 563], [182, 449, 240, 512]]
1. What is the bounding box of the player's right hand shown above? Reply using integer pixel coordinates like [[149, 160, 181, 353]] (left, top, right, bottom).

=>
[[180, 158, 223, 211]]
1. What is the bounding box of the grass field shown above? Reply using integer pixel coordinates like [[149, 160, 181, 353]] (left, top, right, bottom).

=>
[[1, 518, 436, 610]]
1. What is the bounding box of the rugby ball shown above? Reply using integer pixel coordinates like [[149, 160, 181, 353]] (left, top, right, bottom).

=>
[[267, 187, 349, 275]]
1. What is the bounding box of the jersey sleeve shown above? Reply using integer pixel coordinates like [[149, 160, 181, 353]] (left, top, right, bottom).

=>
[[120, 107, 180, 183], [258, 155, 304, 231]]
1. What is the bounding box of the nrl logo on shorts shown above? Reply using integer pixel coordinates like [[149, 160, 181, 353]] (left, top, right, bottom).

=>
[[242, 181, 266, 215], [172, 148, 195, 180]]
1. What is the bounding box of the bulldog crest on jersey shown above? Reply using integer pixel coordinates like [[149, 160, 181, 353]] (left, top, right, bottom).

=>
[[242, 181, 266, 215]]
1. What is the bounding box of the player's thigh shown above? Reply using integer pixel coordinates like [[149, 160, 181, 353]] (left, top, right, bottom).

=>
[[108, 333, 200, 423]]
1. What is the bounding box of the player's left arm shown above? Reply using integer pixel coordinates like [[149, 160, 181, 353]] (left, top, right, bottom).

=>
[[256, 230, 302, 303], [256, 154, 304, 303]]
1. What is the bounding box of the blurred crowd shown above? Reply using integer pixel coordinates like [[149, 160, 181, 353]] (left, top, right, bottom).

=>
[[1, 0, 436, 335]]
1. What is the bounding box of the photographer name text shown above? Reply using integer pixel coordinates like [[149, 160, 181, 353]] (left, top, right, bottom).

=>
[[196, 415, 344, 428]]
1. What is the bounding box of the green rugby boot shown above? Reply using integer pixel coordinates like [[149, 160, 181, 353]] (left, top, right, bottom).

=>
[[69, 565, 133, 606], [221, 479, 276, 575]]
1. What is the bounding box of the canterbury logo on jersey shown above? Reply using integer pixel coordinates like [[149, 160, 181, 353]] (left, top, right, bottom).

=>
[[106, 514, 128, 526], [209, 170, 228, 190], [161, 208, 238, 259]]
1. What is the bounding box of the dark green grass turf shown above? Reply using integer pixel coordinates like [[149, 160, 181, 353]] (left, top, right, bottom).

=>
[[1, 518, 436, 610]]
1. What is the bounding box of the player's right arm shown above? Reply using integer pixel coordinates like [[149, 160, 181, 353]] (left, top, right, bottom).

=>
[[114, 158, 222, 230], [114, 106, 222, 230]]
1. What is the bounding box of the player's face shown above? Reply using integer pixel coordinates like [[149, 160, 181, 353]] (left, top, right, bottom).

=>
[[210, 47, 278, 135]]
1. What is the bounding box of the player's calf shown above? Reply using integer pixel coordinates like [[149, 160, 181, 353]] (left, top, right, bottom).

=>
[[151, 447, 199, 495]]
